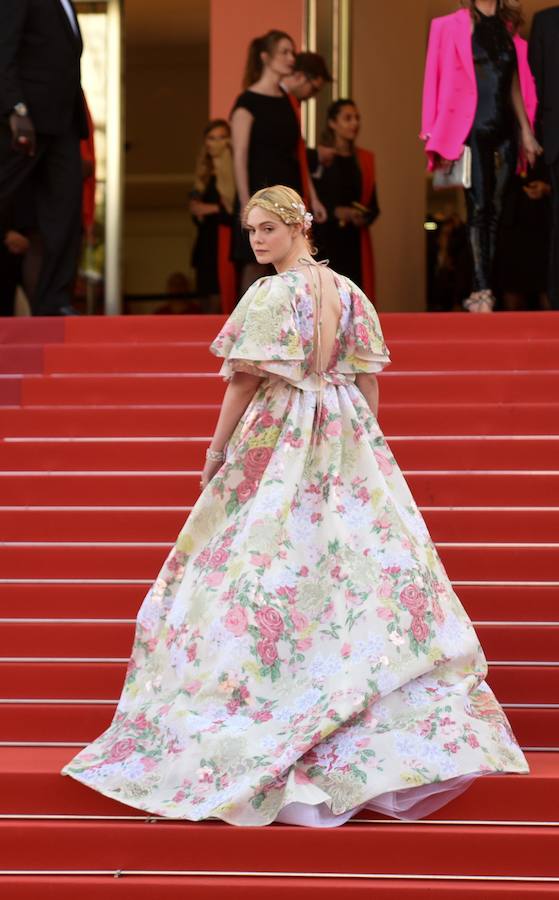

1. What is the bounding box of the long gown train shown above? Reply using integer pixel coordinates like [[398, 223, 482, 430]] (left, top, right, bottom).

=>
[[62, 268, 528, 826]]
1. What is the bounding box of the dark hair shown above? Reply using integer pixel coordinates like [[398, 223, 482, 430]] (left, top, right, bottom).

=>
[[293, 52, 332, 83], [203, 118, 230, 137], [242, 30, 294, 89], [459, 0, 524, 33], [321, 98, 357, 146]]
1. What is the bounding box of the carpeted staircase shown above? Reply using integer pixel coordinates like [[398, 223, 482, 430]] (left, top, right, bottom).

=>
[[0, 312, 558, 897]]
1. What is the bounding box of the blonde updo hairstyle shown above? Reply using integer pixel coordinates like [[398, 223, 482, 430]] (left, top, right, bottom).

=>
[[243, 185, 317, 255]]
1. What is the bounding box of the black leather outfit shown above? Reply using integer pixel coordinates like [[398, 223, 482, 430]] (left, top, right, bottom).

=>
[[465, 9, 518, 293]]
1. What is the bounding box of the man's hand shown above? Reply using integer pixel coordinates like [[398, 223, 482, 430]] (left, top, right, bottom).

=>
[[9, 112, 36, 157], [4, 230, 30, 254]]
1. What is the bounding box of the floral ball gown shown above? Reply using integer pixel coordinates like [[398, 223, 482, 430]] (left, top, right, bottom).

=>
[[63, 266, 528, 826]]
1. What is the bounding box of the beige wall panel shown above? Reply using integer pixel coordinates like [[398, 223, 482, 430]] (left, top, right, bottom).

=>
[[352, 0, 427, 312]]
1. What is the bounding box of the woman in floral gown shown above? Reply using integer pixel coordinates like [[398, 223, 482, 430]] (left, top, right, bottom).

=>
[[62, 185, 528, 827]]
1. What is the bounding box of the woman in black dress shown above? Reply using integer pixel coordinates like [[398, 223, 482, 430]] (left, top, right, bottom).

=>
[[231, 30, 325, 294], [311, 99, 379, 297], [190, 119, 236, 313]]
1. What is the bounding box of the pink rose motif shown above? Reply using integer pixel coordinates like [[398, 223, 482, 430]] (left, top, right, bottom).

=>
[[224, 604, 248, 636], [291, 609, 309, 631], [467, 733, 480, 749], [418, 719, 432, 737], [226, 699, 240, 715], [379, 578, 393, 599], [168, 552, 186, 573], [341, 642, 351, 658], [257, 636, 278, 666], [374, 450, 393, 476], [311, 512, 322, 524], [237, 479, 257, 503], [134, 713, 148, 730], [325, 419, 342, 437], [206, 570, 225, 587], [244, 446, 273, 480], [353, 297, 365, 317], [260, 411, 274, 427], [253, 709, 273, 723], [432, 596, 445, 626], [187, 643, 197, 662], [411, 616, 430, 643], [400, 584, 428, 617], [250, 553, 272, 568], [195, 547, 211, 568], [185, 680, 202, 695], [299, 566, 309, 577], [355, 322, 370, 346], [141, 757, 158, 772], [255, 606, 284, 639], [377, 606, 394, 621], [107, 738, 136, 763], [209, 548, 229, 569], [296, 637, 313, 651], [444, 741, 459, 754]]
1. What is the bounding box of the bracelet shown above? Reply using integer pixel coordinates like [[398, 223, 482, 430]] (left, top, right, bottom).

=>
[[206, 448, 225, 462]]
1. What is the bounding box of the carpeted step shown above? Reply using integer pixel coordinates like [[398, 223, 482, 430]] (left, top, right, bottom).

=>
[[1, 818, 558, 879], [1, 580, 557, 624], [1, 541, 558, 581], [2, 661, 556, 704], [0, 874, 558, 899], [0, 700, 555, 746], [39, 339, 559, 374], [15, 370, 559, 406], [1, 506, 558, 545], [3, 403, 559, 437], [2, 471, 559, 505], [0, 748, 553, 820], [3, 436, 559, 472], [57, 311, 559, 342], [0, 621, 555, 664]]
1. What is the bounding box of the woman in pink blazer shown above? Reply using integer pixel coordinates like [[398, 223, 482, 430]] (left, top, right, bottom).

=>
[[421, 0, 540, 312]]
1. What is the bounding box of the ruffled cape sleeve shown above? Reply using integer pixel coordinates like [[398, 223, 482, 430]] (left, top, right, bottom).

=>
[[338, 277, 390, 374], [210, 276, 305, 384]]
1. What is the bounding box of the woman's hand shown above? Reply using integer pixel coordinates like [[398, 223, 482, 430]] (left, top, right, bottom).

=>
[[200, 457, 223, 491], [523, 179, 551, 201], [521, 129, 543, 169], [312, 198, 327, 224], [4, 230, 30, 255]]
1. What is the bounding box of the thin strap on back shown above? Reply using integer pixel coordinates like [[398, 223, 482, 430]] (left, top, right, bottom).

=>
[[298, 257, 326, 443]]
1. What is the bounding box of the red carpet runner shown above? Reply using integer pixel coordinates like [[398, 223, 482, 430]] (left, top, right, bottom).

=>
[[0, 312, 558, 897]]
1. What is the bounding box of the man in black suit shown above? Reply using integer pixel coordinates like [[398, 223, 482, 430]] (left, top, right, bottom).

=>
[[529, 6, 559, 310], [0, 0, 88, 316]]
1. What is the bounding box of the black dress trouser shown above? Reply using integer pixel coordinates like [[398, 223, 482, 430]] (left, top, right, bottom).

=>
[[548, 156, 559, 310], [0, 123, 82, 315]]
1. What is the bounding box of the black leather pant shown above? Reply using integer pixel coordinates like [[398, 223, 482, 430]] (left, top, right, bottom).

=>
[[464, 130, 517, 293]]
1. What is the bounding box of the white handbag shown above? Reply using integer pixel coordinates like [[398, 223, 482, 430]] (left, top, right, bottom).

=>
[[432, 146, 472, 190]]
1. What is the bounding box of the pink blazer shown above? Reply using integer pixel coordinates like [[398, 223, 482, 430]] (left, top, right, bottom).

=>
[[420, 8, 537, 168]]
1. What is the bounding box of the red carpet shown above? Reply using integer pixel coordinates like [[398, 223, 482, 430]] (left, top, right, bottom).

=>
[[1, 311, 558, 896]]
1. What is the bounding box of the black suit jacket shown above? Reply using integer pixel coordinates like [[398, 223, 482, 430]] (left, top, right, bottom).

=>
[[529, 6, 559, 165], [0, 0, 87, 138]]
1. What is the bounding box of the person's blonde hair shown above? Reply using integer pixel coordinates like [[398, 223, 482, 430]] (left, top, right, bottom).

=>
[[192, 119, 235, 215], [243, 185, 316, 253], [459, 0, 524, 32]]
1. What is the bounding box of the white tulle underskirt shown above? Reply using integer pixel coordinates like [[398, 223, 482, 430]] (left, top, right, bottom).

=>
[[274, 773, 481, 828]]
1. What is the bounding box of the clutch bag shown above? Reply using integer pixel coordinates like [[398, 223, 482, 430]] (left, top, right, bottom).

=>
[[432, 146, 472, 190]]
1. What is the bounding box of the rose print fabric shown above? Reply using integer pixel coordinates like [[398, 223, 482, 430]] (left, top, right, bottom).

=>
[[63, 269, 528, 826]]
